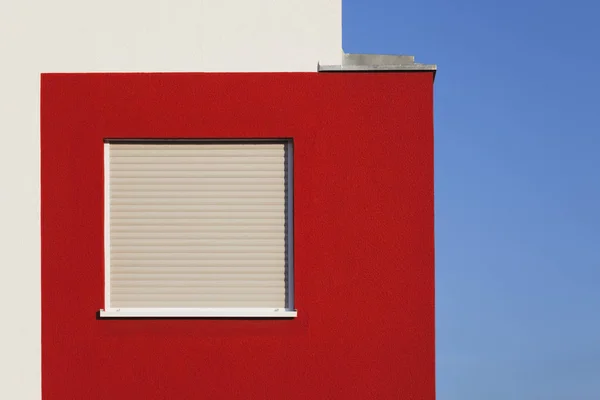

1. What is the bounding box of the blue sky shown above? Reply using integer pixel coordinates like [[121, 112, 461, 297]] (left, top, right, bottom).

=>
[[343, 1, 600, 399]]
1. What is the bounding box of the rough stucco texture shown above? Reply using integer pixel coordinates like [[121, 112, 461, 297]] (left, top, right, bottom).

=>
[[41, 72, 435, 400]]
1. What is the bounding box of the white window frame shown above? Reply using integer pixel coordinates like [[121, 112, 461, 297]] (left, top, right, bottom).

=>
[[99, 139, 296, 318]]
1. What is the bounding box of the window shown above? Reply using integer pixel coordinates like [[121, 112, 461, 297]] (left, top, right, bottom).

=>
[[100, 140, 295, 318]]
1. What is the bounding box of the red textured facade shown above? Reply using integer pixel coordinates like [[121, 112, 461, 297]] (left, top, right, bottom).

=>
[[41, 72, 434, 399]]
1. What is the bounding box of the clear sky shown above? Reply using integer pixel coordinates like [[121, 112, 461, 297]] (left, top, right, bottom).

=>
[[343, 1, 600, 399]]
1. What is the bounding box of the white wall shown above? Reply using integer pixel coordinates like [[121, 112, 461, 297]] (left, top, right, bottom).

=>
[[0, 1, 341, 398]]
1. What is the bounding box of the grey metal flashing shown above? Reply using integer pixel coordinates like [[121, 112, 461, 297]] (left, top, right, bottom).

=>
[[318, 53, 437, 78], [343, 53, 416, 66], [318, 63, 437, 72]]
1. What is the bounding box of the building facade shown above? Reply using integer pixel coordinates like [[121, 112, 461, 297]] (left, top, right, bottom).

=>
[[3, 1, 434, 398]]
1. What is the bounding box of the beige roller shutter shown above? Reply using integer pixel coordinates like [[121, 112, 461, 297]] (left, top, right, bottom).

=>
[[105, 142, 290, 311]]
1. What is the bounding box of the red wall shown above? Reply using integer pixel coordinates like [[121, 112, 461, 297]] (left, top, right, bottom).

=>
[[41, 72, 435, 399]]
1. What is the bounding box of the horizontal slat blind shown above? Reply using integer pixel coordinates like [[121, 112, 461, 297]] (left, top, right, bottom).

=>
[[107, 143, 288, 309]]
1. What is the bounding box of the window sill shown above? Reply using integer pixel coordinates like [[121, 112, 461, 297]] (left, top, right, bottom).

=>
[[99, 308, 297, 318]]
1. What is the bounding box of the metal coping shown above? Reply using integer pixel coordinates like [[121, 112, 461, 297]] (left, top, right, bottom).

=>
[[318, 53, 437, 79]]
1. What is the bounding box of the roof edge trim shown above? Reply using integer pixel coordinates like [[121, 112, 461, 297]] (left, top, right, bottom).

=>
[[318, 53, 437, 78]]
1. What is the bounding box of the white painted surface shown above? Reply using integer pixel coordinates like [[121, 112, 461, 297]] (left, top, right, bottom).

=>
[[104, 144, 112, 313], [0, 1, 340, 398], [99, 308, 297, 318]]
